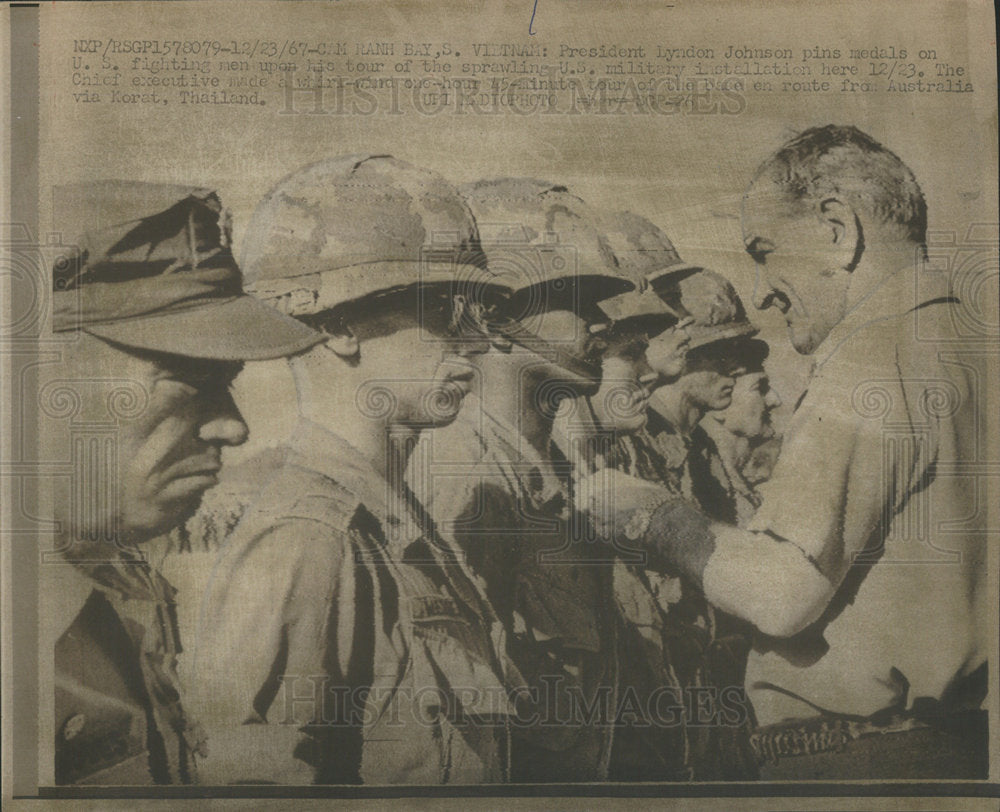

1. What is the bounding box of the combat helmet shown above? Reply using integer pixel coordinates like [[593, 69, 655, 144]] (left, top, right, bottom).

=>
[[460, 178, 636, 324], [241, 154, 509, 319], [654, 268, 759, 351], [595, 209, 699, 336]]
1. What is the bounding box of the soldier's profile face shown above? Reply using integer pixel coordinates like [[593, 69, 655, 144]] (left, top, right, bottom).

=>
[[531, 307, 607, 387], [682, 368, 737, 412], [354, 303, 483, 427], [644, 321, 692, 381], [721, 371, 781, 441], [98, 339, 248, 543], [590, 336, 657, 433], [742, 179, 852, 355], [682, 347, 746, 412]]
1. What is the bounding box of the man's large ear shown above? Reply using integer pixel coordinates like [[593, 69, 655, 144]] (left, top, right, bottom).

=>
[[819, 197, 864, 272]]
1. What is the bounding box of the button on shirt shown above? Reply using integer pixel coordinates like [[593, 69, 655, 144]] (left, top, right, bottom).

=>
[[49, 552, 203, 784], [745, 267, 989, 725]]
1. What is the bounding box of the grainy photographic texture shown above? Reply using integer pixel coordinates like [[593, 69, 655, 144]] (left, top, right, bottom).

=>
[[2, 1, 998, 809]]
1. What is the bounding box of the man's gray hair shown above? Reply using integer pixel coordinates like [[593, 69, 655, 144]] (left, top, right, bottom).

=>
[[757, 125, 927, 245]]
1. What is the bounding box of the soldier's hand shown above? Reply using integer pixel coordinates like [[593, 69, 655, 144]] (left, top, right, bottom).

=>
[[577, 468, 677, 539]]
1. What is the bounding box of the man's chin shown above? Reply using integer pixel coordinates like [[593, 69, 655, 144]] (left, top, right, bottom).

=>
[[124, 495, 205, 543], [788, 323, 821, 355]]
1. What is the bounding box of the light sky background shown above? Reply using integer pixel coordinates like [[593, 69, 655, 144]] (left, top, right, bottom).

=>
[[39, 0, 998, 464]]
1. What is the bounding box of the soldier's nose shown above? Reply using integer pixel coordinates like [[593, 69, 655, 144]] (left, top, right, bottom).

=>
[[199, 393, 249, 447], [200, 416, 249, 447]]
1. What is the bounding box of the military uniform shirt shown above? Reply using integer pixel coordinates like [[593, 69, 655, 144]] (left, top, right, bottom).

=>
[[190, 420, 514, 785], [406, 396, 618, 782], [50, 553, 203, 784]]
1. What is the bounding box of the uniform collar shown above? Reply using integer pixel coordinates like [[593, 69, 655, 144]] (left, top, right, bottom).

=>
[[286, 418, 423, 550], [43, 562, 98, 645], [43, 547, 174, 645], [469, 396, 568, 511]]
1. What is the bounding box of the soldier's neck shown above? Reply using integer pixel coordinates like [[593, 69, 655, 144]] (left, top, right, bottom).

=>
[[701, 415, 751, 471], [478, 353, 556, 458], [293, 353, 414, 483], [650, 385, 704, 437]]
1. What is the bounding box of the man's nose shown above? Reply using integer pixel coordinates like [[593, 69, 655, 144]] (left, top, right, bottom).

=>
[[766, 389, 783, 409], [198, 392, 249, 447], [752, 267, 775, 310]]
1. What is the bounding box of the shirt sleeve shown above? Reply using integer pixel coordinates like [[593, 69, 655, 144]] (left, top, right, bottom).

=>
[[749, 334, 929, 586], [188, 515, 352, 783]]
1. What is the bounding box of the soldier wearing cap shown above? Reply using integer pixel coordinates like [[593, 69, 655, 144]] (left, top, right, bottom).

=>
[[540, 209, 693, 781], [700, 345, 782, 526], [585, 213, 759, 779], [599, 210, 699, 386], [551, 213, 686, 473], [615, 268, 768, 524], [189, 155, 516, 785], [405, 178, 638, 782], [44, 182, 323, 784]]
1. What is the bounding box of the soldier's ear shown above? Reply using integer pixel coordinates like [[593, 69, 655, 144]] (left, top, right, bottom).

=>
[[819, 197, 864, 272]]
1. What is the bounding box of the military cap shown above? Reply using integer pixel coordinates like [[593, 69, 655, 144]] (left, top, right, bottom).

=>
[[652, 268, 759, 351], [594, 210, 698, 334], [460, 178, 636, 319], [51, 181, 323, 361], [241, 154, 509, 316]]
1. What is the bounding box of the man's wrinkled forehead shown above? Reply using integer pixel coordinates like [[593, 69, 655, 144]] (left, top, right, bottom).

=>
[[116, 339, 244, 386], [741, 177, 804, 242]]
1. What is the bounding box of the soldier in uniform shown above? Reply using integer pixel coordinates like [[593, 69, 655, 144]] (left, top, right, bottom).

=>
[[545, 230, 695, 781], [594, 212, 762, 780], [699, 346, 782, 526], [190, 156, 517, 785], [406, 178, 636, 782], [614, 268, 768, 525], [45, 182, 322, 784]]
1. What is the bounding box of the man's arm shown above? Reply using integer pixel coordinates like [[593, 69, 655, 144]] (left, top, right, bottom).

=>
[[588, 345, 912, 639], [597, 477, 837, 637]]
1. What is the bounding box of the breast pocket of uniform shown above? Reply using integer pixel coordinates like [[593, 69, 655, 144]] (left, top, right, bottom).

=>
[[403, 595, 512, 783]]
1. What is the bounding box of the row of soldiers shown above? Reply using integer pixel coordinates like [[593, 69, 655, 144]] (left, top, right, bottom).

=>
[[50, 126, 987, 785], [51, 155, 776, 785]]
